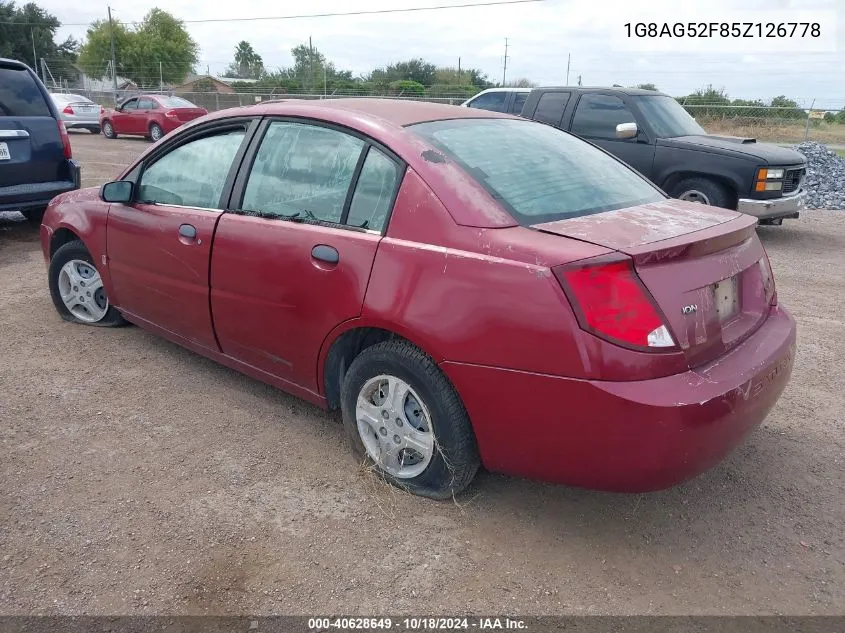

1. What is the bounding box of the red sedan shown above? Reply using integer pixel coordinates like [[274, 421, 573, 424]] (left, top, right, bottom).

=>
[[99, 94, 207, 142], [40, 99, 796, 499]]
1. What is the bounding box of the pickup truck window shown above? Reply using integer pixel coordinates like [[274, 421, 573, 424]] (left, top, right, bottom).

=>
[[533, 92, 570, 126], [411, 118, 663, 224], [571, 94, 636, 140], [633, 95, 706, 138], [468, 91, 508, 112]]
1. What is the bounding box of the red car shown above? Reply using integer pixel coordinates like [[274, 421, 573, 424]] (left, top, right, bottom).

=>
[[40, 99, 796, 499], [99, 94, 207, 142]]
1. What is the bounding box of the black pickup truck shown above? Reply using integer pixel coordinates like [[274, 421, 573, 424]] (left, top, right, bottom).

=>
[[518, 87, 807, 224]]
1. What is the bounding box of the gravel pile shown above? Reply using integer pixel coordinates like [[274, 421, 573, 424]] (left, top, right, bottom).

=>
[[792, 142, 845, 210]]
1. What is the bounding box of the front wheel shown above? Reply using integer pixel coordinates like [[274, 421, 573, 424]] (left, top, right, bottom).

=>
[[149, 123, 163, 142], [102, 121, 117, 139], [340, 340, 480, 499], [48, 240, 125, 327], [671, 176, 734, 209]]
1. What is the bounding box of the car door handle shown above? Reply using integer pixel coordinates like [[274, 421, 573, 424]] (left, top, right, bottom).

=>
[[311, 244, 339, 264], [179, 224, 197, 239]]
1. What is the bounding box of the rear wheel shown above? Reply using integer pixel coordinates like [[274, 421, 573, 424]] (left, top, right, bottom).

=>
[[149, 123, 163, 142], [340, 340, 480, 499], [671, 177, 734, 209], [88, 126, 101, 135], [48, 240, 125, 327], [102, 121, 117, 139]]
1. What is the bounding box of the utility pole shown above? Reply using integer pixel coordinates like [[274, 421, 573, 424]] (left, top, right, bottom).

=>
[[502, 38, 509, 86], [309, 36, 314, 93], [458, 56, 461, 83], [40, 58, 46, 84], [566, 53, 570, 85], [577, 74, 582, 86], [31, 29, 37, 70], [107, 6, 118, 99], [159, 61, 163, 92]]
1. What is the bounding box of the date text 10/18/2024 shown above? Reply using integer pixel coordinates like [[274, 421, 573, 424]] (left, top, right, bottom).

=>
[[307, 617, 527, 630]]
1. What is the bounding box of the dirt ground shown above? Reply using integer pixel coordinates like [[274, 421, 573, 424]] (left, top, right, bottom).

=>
[[1, 132, 843, 616]]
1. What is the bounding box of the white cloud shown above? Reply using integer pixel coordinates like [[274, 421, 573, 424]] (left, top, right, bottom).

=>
[[46, 0, 845, 106]]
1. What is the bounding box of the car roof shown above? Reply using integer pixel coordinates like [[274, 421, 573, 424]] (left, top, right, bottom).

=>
[[476, 87, 532, 93], [534, 86, 669, 97], [0, 57, 31, 70], [210, 98, 516, 127]]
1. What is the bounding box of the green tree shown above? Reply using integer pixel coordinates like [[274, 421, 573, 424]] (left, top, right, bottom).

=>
[[369, 58, 437, 87], [77, 8, 198, 87], [634, 83, 658, 91], [504, 77, 536, 88], [225, 40, 264, 79], [0, 1, 79, 79]]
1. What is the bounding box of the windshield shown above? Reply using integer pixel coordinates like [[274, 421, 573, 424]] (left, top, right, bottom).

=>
[[634, 95, 706, 138], [410, 118, 664, 224], [158, 96, 196, 108]]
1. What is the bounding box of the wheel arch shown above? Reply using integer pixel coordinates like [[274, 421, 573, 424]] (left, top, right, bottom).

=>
[[318, 319, 444, 410], [661, 170, 739, 197], [50, 226, 83, 258]]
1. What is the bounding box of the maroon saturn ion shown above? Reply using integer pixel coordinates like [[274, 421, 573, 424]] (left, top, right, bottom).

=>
[[39, 99, 796, 499]]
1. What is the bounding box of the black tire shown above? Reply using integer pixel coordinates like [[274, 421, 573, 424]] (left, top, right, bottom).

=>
[[340, 339, 480, 499], [20, 206, 46, 225], [102, 120, 117, 139], [48, 239, 126, 327], [670, 176, 735, 209], [149, 123, 163, 142]]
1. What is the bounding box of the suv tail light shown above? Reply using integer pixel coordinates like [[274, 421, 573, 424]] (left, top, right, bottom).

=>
[[553, 254, 676, 351], [57, 120, 72, 159], [62, 105, 74, 114]]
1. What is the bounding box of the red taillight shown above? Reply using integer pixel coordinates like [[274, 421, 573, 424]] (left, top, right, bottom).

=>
[[553, 254, 676, 351], [62, 105, 74, 114], [57, 120, 72, 159], [165, 109, 178, 118]]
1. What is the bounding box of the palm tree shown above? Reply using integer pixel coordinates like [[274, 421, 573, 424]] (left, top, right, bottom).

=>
[[227, 41, 264, 79]]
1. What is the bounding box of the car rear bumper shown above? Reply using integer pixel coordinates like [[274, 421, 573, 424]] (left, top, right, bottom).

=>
[[0, 160, 81, 211], [61, 113, 100, 127], [737, 189, 806, 220], [441, 305, 796, 492]]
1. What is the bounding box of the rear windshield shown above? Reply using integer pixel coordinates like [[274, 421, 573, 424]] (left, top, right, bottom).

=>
[[0, 67, 51, 117], [411, 118, 664, 224], [158, 96, 196, 108]]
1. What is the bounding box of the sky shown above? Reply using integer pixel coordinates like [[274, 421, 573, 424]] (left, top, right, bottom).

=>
[[42, 0, 845, 108]]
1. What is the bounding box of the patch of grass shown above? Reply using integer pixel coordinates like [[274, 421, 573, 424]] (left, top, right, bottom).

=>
[[834, 149, 845, 158]]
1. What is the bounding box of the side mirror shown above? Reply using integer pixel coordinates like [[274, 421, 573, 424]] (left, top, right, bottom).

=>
[[616, 122, 638, 139], [100, 180, 133, 203]]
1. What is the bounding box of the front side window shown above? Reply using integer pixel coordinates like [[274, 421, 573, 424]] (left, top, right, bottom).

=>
[[242, 121, 364, 223], [468, 91, 508, 112], [411, 118, 664, 224], [346, 148, 402, 231], [137, 128, 246, 208], [570, 94, 637, 140], [120, 99, 138, 111]]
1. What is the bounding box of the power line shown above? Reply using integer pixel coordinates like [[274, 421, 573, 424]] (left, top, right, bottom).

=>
[[0, 0, 548, 26]]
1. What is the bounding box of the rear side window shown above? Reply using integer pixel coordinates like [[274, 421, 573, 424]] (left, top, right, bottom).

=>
[[346, 148, 402, 231], [510, 92, 528, 115], [571, 94, 637, 139], [0, 67, 51, 117], [533, 92, 570, 127], [242, 121, 364, 223], [468, 91, 508, 112], [410, 118, 663, 224]]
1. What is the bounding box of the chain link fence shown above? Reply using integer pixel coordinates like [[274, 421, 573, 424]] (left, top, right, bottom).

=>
[[61, 87, 845, 146]]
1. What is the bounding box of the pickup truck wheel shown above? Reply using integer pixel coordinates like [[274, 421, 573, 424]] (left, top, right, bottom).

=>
[[102, 121, 117, 139], [149, 123, 163, 142], [48, 240, 126, 327], [340, 340, 480, 500], [672, 177, 734, 209]]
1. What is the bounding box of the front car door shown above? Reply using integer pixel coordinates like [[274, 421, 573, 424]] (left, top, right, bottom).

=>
[[210, 118, 404, 395], [106, 119, 256, 350], [135, 97, 155, 135], [567, 92, 657, 178], [111, 98, 137, 134]]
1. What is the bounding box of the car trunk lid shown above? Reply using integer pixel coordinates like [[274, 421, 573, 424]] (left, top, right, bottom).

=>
[[534, 199, 774, 367], [172, 108, 206, 122]]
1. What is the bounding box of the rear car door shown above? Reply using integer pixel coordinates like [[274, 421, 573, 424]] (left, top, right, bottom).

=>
[[111, 98, 138, 134], [568, 92, 657, 178], [106, 119, 255, 350], [211, 118, 404, 394], [0, 60, 76, 213]]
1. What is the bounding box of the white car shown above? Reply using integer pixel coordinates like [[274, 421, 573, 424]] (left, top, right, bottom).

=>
[[50, 93, 102, 134], [460, 88, 531, 115]]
